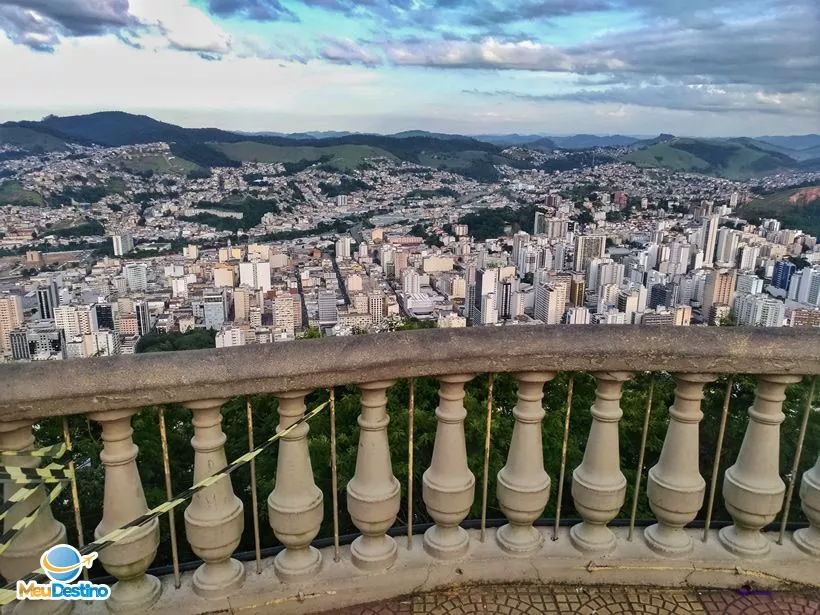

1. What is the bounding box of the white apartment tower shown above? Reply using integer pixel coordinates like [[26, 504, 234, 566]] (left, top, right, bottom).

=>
[[112, 233, 134, 257], [239, 261, 272, 293], [124, 263, 148, 292], [700, 214, 720, 267]]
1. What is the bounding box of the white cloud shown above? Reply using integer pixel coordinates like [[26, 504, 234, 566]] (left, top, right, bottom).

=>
[[129, 0, 231, 54]]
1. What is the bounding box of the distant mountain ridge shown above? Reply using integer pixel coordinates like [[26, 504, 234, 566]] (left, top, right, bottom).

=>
[[757, 134, 820, 151], [0, 112, 815, 182]]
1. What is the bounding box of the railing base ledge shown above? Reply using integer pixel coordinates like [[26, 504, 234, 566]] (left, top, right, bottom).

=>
[[69, 527, 818, 615]]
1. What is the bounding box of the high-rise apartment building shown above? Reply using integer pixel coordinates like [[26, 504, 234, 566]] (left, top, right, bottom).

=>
[[574, 235, 606, 272], [736, 273, 764, 295], [273, 294, 296, 335], [512, 231, 530, 270], [233, 287, 251, 323], [368, 292, 384, 324], [533, 211, 547, 236], [703, 269, 737, 318], [124, 263, 148, 292], [534, 283, 567, 325], [0, 295, 23, 359], [700, 214, 720, 267], [318, 290, 339, 324], [216, 326, 246, 348], [401, 269, 421, 295], [715, 228, 741, 267], [738, 244, 760, 271], [649, 283, 678, 310], [213, 264, 237, 288], [134, 300, 151, 336], [94, 303, 117, 331], [10, 330, 30, 360], [565, 306, 591, 324], [54, 306, 82, 339], [787, 267, 820, 306], [335, 237, 353, 260], [202, 289, 227, 330], [239, 261, 272, 293], [37, 282, 58, 320], [734, 294, 785, 327], [112, 233, 134, 257], [471, 267, 500, 324], [772, 261, 796, 291]]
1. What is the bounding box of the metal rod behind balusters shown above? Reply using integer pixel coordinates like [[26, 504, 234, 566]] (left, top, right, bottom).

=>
[[480, 374, 494, 543], [703, 376, 734, 543], [779, 375, 817, 545], [628, 375, 654, 541], [553, 374, 574, 541], [62, 417, 87, 582], [246, 398, 262, 574], [329, 388, 340, 562], [158, 408, 181, 589], [407, 379, 415, 551]]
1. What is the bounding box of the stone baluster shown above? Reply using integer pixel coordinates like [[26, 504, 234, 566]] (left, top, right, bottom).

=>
[[0, 420, 70, 615], [570, 372, 631, 553], [88, 409, 160, 613], [720, 375, 802, 557], [183, 400, 245, 597], [347, 381, 401, 570], [645, 374, 716, 555], [496, 372, 554, 555], [423, 374, 476, 560], [267, 390, 323, 580], [794, 453, 820, 556]]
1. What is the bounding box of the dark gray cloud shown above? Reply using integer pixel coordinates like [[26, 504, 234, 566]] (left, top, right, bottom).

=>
[[458, 0, 613, 27], [566, 5, 820, 88], [473, 84, 820, 115], [0, 0, 137, 50], [207, 0, 298, 21]]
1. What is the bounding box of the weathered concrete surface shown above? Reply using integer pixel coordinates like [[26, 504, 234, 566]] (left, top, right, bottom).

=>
[[1, 327, 819, 422], [72, 527, 820, 615]]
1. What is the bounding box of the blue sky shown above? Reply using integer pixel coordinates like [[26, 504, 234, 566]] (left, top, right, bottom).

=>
[[0, 0, 817, 135]]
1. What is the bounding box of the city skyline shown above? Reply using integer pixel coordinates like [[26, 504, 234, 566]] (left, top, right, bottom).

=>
[[0, 0, 817, 136]]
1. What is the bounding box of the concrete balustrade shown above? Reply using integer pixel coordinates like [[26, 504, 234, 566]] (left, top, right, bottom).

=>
[[183, 399, 245, 598], [720, 375, 803, 557], [0, 328, 819, 614], [571, 372, 631, 553], [267, 390, 324, 581], [88, 408, 161, 613], [793, 452, 820, 556], [0, 420, 69, 615], [496, 371, 554, 555], [423, 373, 476, 560], [347, 381, 401, 571], [645, 373, 716, 555]]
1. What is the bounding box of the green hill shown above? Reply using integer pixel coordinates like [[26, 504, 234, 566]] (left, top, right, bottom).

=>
[[625, 137, 798, 179], [740, 186, 820, 238], [0, 180, 46, 206], [0, 126, 68, 152], [209, 141, 396, 171]]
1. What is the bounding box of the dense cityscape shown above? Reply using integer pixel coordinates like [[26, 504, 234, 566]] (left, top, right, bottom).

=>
[[0, 135, 818, 362]]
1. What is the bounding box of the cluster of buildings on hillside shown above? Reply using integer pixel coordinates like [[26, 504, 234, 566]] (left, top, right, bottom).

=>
[[1, 189, 819, 362]]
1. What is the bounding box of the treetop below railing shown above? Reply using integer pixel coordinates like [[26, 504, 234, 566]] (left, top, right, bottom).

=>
[[1, 326, 819, 422]]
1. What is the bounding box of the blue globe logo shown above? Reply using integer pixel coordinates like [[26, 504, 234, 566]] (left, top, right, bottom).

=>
[[41, 545, 83, 583]]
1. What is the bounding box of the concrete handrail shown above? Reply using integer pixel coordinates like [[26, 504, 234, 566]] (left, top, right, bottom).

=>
[[0, 325, 818, 421]]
